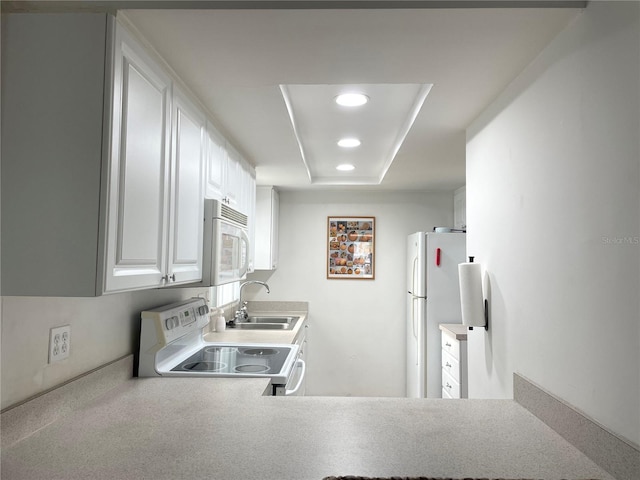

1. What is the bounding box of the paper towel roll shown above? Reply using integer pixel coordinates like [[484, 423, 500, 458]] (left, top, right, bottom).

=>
[[458, 262, 485, 327]]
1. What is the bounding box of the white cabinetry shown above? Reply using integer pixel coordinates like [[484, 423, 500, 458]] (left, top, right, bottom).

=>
[[254, 186, 280, 270], [103, 23, 171, 292], [166, 87, 206, 284], [439, 324, 468, 399], [2, 13, 116, 296], [204, 125, 227, 203], [204, 127, 255, 216], [454, 186, 466, 231], [241, 164, 257, 272], [224, 144, 242, 209], [104, 25, 205, 292], [1, 13, 205, 296]]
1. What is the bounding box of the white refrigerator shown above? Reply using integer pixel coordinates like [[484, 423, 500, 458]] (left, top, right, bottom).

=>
[[406, 232, 466, 398]]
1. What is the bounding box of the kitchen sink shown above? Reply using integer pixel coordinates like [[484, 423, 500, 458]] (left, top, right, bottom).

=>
[[234, 323, 291, 330], [233, 316, 300, 330]]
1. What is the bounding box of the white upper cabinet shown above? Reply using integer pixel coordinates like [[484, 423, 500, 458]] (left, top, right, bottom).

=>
[[204, 124, 227, 201], [224, 143, 242, 210], [167, 87, 206, 285], [240, 160, 257, 272], [103, 23, 173, 293], [254, 186, 280, 271], [204, 125, 256, 220], [104, 24, 206, 292], [454, 186, 466, 231], [1, 13, 207, 296]]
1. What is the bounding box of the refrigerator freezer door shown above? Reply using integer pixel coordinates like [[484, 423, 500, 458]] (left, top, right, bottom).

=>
[[407, 232, 426, 298]]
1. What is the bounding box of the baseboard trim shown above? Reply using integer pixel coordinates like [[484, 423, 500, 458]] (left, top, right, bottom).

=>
[[514, 373, 640, 480], [1, 354, 133, 449]]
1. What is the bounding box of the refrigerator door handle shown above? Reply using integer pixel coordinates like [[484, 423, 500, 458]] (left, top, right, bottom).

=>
[[411, 256, 418, 295], [409, 256, 427, 298], [412, 296, 419, 365]]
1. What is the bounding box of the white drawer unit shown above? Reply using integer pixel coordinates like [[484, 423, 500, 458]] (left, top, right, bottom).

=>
[[439, 324, 468, 399], [441, 348, 460, 383], [442, 369, 461, 399], [441, 331, 461, 359]]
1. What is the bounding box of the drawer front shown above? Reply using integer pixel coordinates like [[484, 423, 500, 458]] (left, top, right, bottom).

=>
[[442, 369, 461, 399], [441, 332, 460, 360], [441, 348, 460, 383]]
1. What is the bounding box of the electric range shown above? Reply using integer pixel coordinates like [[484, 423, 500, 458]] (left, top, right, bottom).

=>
[[137, 298, 301, 392]]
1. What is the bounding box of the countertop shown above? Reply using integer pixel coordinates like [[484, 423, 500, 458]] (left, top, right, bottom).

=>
[[439, 323, 469, 341], [1, 377, 614, 480], [0, 302, 615, 480]]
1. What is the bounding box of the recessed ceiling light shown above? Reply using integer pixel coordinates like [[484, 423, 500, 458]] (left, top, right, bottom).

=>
[[337, 138, 361, 148], [336, 164, 355, 171], [335, 93, 369, 107]]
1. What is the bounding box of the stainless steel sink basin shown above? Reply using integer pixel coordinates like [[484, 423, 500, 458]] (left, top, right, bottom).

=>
[[248, 316, 299, 324], [234, 323, 291, 330], [233, 316, 300, 330]]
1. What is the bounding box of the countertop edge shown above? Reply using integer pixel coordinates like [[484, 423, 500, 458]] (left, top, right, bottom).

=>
[[439, 323, 468, 340]]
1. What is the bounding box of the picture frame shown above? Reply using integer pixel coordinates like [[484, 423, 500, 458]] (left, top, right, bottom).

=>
[[327, 216, 375, 279]]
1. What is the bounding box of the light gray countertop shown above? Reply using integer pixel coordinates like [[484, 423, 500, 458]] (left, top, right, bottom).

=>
[[439, 323, 469, 341], [1, 376, 614, 480]]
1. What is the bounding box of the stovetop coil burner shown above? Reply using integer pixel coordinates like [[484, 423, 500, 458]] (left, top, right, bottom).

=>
[[234, 364, 271, 373], [183, 361, 227, 372], [241, 348, 279, 356]]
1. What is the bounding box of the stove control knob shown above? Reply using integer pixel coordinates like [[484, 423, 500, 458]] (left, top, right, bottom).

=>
[[197, 305, 209, 316], [165, 316, 179, 330]]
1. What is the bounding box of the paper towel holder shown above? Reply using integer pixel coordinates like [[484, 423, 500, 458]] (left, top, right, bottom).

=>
[[466, 256, 489, 331], [469, 299, 489, 331]]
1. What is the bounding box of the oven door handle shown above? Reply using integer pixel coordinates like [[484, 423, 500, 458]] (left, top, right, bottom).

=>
[[284, 359, 306, 396]]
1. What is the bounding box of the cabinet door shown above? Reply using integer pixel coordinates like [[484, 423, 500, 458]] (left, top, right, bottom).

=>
[[244, 165, 257, 272], [237, 157, 255, 216], [271, 188, 279, 269], [454, 186, 466, 230], [224, 143, 242, 209], [167, 87, 205, 284], [104, 24, 171, 293], [254, 186, 279, 270], [205, 124, 226, 200]]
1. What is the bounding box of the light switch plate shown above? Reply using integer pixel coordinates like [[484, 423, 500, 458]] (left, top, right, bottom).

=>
[[49, 325, 71, 363]]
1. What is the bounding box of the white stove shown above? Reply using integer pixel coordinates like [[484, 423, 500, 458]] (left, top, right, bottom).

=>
[[137, 298, 302, 395]]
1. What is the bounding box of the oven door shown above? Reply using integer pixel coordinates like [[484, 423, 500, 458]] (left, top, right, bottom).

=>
[[274, 357, 306, 396], [212, 218, 249, 285]]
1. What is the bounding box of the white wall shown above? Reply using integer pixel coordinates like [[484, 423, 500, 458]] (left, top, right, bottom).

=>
[[246, 189, 454, 396], [466, 1, 639, 446], [1, 287, 209, 409]]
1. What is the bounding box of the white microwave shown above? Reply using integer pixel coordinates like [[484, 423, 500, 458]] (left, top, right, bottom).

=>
[[200, 199, 250, 286]]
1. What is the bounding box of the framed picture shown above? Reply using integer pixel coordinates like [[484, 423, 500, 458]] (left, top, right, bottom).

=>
[[327, 216, 375, 279]]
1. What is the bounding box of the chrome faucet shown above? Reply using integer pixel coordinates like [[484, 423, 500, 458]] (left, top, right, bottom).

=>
[[233, 281, 270, 324]]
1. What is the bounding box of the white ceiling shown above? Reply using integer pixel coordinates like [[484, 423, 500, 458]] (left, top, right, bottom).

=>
[[281, 83, 432, 185], [123, 5, 582, 191]]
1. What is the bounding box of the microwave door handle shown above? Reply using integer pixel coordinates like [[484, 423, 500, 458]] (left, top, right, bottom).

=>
[[239, 228, 250, 277]]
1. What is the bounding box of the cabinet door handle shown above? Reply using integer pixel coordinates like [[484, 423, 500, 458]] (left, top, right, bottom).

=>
[[445, 362, 452, 368], [170, 274, 176, 281], [161, 275, 168, 282], [445, 342, 452, 347], [446, 383, 452, 389]]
